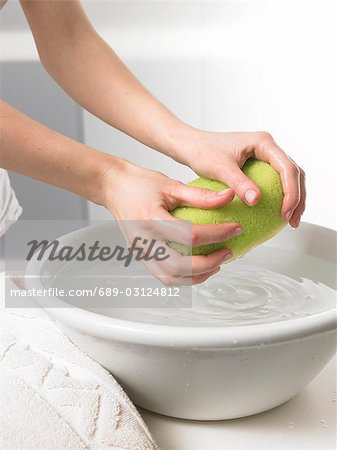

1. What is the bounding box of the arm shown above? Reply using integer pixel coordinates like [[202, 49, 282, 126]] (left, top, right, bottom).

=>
[[19, 0, 305, 227], [0, 100, 121, 205], [0, 100, 241, 285], [19, 0, 185, 160]]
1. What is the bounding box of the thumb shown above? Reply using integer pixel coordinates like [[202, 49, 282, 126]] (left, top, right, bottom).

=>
[[174, 184, 235, 209], [217, 161, 261, 206]]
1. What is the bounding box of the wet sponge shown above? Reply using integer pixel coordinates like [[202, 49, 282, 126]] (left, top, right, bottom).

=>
[[171, 159, 286, 259]]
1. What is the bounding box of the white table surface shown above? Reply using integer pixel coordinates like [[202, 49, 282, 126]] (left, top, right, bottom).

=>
[[140, 357, 337, 450]]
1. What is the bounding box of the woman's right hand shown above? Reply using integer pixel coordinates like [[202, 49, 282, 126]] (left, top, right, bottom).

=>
[[100, 160, 242, 286]]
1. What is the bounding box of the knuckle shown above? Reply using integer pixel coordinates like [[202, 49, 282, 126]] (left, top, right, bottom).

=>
[[286, 162, 300, 177], [198, 188, 214, 200], [222, 226, 236, 240], [165, 179, 185, 198], [218, 224, 231, 238], [191, 229, 200, 247], [232, 177, 246, 190], [288, 192, 301, 206], [232, 178, 241, 189], [174, 180, 185, 192], [141, 220, 154, 232], [142, 219, 160, 236], [255, 130, 273, 141]]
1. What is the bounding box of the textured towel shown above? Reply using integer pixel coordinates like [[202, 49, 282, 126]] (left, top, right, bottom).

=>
[[0, 273, 158, 450]]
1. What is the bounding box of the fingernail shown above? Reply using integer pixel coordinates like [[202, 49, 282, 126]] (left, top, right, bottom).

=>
[[222, 251, 233, 262], [217, 189, 231, 195], [232, 227, 242, 237], [285, 210, 292, 222], [244, 189, 257, 204]]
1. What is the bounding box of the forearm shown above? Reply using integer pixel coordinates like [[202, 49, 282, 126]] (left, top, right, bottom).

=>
[[45, 32, 190, 159], [20, 0, 192, 162], [0, 101, 125, 205]]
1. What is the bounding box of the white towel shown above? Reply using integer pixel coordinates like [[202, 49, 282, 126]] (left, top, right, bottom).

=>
[[0, 273, 158, 450]]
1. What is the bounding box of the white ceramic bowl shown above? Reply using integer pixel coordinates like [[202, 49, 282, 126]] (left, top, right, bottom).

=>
[[26, 222, 337, 420]]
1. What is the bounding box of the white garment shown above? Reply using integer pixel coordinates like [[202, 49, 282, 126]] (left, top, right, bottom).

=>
[[0, 274, 158, 450], [0, 169, 22, 238], [1, 3, 22, 234]]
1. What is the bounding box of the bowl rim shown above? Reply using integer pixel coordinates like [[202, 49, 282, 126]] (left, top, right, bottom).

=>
[[25, 222, 337, 349]]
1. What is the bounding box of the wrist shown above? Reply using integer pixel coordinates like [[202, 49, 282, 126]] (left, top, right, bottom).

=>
[[165, 123, 203, 166], [82, 150, 129, 206], [95, 155, 133, 211]]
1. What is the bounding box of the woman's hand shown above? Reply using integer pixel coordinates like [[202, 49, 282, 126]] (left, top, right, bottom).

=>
[[171, 128, 306, 228], [100, 160, 242, 286]]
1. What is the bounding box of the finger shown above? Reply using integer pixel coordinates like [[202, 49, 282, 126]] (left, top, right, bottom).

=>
[[172, 184, 235, 209], [133, 248, 193, 286], [151, 210, 242, 247], [147, 240, 232, 278], [139, 238, 229, 283], [255, 141, 301, 221], [191, 267, 221, 285], [189, 223, 242, 247], [289, 168, 306, 228], [159, 211, 243, 247], [213, 159, 261, 206], [153, 273, 193, 287], [157, 267, 221, 287], [163, 246, 232, 277], [120, 216, 192, 250], [191, 248, 232, 274]]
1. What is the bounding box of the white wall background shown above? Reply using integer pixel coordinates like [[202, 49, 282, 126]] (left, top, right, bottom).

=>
[[81, 0, 337, 229], [1, 0, 336, 229]]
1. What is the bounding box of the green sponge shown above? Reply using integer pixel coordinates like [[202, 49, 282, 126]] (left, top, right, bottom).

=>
[[171, 159, 286, 259]]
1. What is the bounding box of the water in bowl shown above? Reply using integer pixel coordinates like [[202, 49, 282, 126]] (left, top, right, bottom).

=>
[[51, 246, 336, 327]]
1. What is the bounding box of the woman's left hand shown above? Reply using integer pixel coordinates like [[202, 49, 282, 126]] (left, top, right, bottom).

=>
[[173, 128, 306, 228]]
